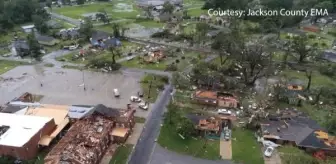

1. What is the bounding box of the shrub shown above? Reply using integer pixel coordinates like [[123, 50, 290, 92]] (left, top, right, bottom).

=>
[[175, 59, 180, 63], [321, 42, 327, 47], [181, 56, 185, 60], [156, 83, 165, 90], [176, 48, 181, 52], [308, 34, 316, 39], [165, 64, 177, 71], [319, 63, 336, 77], [160, 76, 169, 83]]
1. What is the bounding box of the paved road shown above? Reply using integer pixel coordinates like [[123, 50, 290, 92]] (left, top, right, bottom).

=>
[[128, 83, 173, 164], [150, 145, 231, 164]]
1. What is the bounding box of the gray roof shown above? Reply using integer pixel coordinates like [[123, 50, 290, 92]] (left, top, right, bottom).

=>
[[36, 34, 56, 42], [321, 50, 336, 63], [0, 104, 28, 113], [14, 40, 29, 50], [68, 105, 95, 119]]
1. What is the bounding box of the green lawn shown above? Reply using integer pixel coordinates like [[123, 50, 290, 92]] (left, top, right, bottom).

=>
[[96, 19, 164, 32], [62, 65, 82, 70], [0, 60, 27, 74], [54, 2, 140, 20], [0, 27, 27, 45], [187, 8, 207, 16], [231, 128, 264, 164], [279, 146, 336, 164], [134, 116, 146, 123], [121, 58, 167, 70], [122, 51, 203, 71], [44, 63, 54, 67], [158, 123, 220, 160], [281, 69, 336, 88], [140, 74, 169, 103], [109, 144, 133, 164]]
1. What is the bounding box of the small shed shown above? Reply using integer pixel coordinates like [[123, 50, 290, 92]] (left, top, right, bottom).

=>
[[21, 25, 35, 33]]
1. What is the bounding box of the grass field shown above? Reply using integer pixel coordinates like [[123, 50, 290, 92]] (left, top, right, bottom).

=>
[[109, 144, 133, 164], [140, 74, 168, 103], [0, 60, 28, 74], [231, 128, 264, 164], [54, 2, 140, 20], [158, 123, 220, 160]]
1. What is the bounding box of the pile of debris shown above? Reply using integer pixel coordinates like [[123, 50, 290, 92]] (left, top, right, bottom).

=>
[[44, 114, 114, 164]]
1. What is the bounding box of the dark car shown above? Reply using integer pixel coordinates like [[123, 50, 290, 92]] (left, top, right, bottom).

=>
[[138, 90, 144, 97]]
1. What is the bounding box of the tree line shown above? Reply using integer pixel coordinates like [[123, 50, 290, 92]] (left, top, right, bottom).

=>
[[0, 0, 49, 33]]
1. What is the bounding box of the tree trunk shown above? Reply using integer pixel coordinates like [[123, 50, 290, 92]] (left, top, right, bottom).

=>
[[306, 71, 312, 91], [112, 54, 116, 64], [299, 54, 305, 63]]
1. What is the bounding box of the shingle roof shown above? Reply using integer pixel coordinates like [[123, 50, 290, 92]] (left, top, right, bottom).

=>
[[36, 34, 56, 42], [321, 50, 336, 63], [91, 104, 120, 117], [185, 114, 207, 125], [91, 30, 111, 42], [103, 38, 122, 48]]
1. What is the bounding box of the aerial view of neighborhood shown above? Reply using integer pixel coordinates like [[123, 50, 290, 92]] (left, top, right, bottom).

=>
[[0, 0, 336, 164]]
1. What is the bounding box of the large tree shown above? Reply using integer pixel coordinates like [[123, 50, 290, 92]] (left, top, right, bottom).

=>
[[27, 31, 42, 61], [96, 8, 110, 24], [289, 35, 316, 63], [233, 40, 273, 85], [108, 46, 122, 64], [79, 18, 93, 40], [193, 23, 209, 45], [211, 32, 234, 65], [162, 1, 174, 14], [33, 14, 49, 34]]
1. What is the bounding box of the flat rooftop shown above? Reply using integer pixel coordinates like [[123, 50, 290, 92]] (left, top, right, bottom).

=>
[[0, 113, 52, 147]]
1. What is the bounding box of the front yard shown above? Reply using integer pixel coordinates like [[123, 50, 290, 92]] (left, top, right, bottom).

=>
[[158, 123, 220, 160], [140, 74, 169, 103], [0, 60, 28, 74], [54, 1, 140, 20], [121, 51, 204, 71], [109, 144, 133, 164], [231, 127, 264, 164]]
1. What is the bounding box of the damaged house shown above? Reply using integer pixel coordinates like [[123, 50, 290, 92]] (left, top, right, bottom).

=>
[[260, 108, 336, 156], [143, 49, 165, 63], [192, 90, 239, 108], [44, 104, 135, 164], [186, 114, 223, 139], [44, 113, 114, 164]]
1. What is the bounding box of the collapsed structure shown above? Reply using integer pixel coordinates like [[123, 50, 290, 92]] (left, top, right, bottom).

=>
[[192, 90, 239, 108], [44, 104, 135, 164]]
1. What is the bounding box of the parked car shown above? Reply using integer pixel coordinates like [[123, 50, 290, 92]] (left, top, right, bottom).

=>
[[130, 96, 141, 102], [138, 90, 144, 97], [113, 88, 120, 97], [264, 146, 274, 157], [139, 102, 148, 110], [217, 109, 232, 115], [224, 130, 231, 141]]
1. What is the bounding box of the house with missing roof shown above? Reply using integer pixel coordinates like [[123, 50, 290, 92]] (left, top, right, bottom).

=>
[[44, 104, 136, 163], [260, 109, 336, 156], [192, 90, 239, 108]]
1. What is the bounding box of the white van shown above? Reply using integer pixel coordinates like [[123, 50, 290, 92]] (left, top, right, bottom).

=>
[[113, 88, 120, 97]]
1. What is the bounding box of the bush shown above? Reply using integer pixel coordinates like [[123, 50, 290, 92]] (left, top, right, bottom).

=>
[[308, 34, 316, 39], [319, 63, 336, 77], [181, 56, 185, 60], [160, 76, 169, 83], [175, 59, 180, 63], [176, 48, 181, 52], [328, 29, 336, 37], [156, 83, 165, 90], [313, 42, 319, 47], [165, 64, 177, 71], [321, 42, 327, 47], [86, 58, 121, 71]]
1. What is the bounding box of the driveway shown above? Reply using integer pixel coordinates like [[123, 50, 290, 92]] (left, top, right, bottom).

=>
[[263, 147, 281, 164], [149, 145, 231, 164], [220, 139, 232, 160], [127, 123, 145, 145]]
